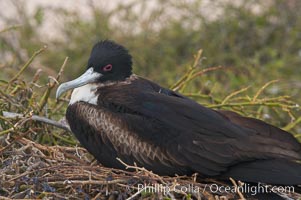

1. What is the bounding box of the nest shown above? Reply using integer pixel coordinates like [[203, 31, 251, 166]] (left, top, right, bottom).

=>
[[0, 136, 300, 200]]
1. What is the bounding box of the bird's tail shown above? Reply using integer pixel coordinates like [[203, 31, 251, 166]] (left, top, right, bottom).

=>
[[222, 159, 301, 185]]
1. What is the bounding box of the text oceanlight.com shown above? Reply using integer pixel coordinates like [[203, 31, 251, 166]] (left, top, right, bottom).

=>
[[137, 183, 294, 196]]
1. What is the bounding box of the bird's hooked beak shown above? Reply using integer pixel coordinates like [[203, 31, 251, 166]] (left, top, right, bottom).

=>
[[56, 67, 102, 99]]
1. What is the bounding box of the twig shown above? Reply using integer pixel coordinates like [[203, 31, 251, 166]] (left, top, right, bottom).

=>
[[52, 132, 77, 145], [116, 158, 166, 184], [283, 116, 301, 131], [56, 57, 69, 80], [170, 49, 203, 91], [30, 69, 43, 86], [2, 111, 70, 132], [221, 86, 250, 104], [229, 178, 246, 200], [0, 115, 32, 136], [190, 65, 224, 80], [252, 80, 278, 102], [30, 114, 70, 131], [47, 179, 128, 185], [126, 186, 155, 200], [0, 129, 34, 153], [9, 46, 47, 84], [175, 66, 224, 92], [38, 57, 68, 112]]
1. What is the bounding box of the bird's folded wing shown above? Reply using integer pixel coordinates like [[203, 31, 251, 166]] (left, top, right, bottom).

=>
[[101, 87, 299, 176]]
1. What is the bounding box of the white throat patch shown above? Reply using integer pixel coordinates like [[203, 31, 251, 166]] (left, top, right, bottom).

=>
[[69, 84, 99, 105]]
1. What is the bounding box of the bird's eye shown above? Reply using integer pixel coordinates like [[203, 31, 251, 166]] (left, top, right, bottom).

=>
[[103, 64, 113, 72]]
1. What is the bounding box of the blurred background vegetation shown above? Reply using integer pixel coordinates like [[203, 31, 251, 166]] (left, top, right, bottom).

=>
[[1, 0, 300, 141]]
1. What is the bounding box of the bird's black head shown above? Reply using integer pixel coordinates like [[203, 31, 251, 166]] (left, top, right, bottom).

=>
[[56, 40, 133, 99], [88, 40, 133, 82]]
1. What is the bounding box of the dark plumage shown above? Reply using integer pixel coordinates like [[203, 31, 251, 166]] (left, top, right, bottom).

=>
[[56, 40, 301, 186]]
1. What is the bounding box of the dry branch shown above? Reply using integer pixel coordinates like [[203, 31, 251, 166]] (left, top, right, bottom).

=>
[[2, 111, 70, 132]]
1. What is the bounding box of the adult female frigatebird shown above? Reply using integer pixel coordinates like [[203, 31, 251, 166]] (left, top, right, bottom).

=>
[[56, 40, 301, 185]]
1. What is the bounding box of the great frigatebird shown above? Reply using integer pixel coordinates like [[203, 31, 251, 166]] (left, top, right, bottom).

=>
[[56, 40, 301, 185]]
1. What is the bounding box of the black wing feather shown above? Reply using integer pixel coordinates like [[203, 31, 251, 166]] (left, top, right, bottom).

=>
[[95, 78, 301, 182]]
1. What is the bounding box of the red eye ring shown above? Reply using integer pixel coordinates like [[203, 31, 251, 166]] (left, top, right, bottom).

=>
[[103, 64, 113, 72]]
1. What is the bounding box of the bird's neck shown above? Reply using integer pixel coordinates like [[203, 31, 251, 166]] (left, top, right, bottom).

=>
[[69, 74, 138, 105]]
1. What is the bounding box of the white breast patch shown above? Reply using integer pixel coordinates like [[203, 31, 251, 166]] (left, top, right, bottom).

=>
[[69, 84, 99, 105]]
